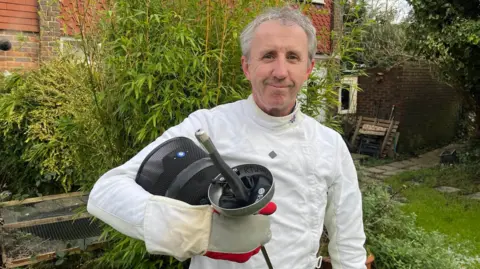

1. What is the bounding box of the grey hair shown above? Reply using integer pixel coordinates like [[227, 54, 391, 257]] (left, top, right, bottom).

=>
[[240, 6, 317, 62]]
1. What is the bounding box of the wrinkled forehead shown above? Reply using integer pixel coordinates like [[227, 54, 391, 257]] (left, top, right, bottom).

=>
[[251, 20, 309, 53], [254, 19, 305, 35]]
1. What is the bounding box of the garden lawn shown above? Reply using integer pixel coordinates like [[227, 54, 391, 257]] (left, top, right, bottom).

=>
[[386, 163, 480, 256]]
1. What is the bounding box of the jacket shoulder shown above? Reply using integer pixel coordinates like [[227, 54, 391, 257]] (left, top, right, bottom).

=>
[[300, 114, 344, 145], [191, 98, 245, 116]]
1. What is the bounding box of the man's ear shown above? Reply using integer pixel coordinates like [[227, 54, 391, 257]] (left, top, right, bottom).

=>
[[241, 55, 251, 80], [306, 59, 315, 77]]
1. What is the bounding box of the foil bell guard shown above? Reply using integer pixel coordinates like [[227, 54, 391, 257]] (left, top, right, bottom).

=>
[[134, 129, 276, 269], [134, 130, 275, 216]]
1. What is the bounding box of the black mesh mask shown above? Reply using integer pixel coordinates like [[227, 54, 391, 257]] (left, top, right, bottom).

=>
[[135, 137, 220, 205]]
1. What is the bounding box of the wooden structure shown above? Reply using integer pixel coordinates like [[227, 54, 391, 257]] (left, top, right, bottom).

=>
[[0, 192, 104, 268], [350, 116, 400, 158]]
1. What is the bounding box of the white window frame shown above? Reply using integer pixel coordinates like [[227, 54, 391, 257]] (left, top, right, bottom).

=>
[[338, 76, 358, 114]]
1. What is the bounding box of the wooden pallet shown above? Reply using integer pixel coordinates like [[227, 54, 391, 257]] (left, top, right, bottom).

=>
[[350, 116, 400, 158], [0, 192, 105, 268]]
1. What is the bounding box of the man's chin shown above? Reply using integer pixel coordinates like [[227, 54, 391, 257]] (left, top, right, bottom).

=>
[[264, 100, 295, 116], [253, 92, 294, 116], [265, 99, 285, 108]]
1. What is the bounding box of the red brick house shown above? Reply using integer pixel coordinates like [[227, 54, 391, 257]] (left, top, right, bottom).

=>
[[0, 0, 343, 72], [0, 0, 107, 71]]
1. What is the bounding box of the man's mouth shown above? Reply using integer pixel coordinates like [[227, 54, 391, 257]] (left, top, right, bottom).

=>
[[268, 84, 290, 89]]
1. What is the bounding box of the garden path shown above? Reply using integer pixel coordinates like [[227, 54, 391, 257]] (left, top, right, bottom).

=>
[[355, 143, 480, 200]]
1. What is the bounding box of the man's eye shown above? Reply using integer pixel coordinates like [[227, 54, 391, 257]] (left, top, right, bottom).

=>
[[263, 53, 274, 59], [287, 54, 299, 60]]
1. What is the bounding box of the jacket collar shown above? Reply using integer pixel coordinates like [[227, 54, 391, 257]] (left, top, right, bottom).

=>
[[243, 94, 304, 131]]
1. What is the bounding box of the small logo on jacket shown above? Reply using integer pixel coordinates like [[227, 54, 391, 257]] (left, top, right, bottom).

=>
[[289, 114, 296, 123]]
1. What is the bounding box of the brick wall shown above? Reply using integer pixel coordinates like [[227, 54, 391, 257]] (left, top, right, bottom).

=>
[[59, 0, 108, 36], [0, 0, 111, 72], [0, 30, 39, 70], [0, 0, 40, 71], [1, 0, 101, 71], [357, 62, 462, 153], [356, 67, 403, 119], [0, 0, 39, 32], [38, 0, 61, 63]]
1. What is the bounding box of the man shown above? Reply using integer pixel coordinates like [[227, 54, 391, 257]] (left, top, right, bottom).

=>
[[87, 6, 367, 269]]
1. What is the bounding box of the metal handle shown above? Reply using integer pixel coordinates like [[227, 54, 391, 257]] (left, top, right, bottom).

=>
[[195, 129, 250, 204], [261, 246, 274, 269]]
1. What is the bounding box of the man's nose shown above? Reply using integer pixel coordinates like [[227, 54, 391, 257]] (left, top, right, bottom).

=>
[[272, 58, 288, 79]]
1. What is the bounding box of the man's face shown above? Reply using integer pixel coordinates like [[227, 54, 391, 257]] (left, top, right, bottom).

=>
[[242, 20, 315, 117]]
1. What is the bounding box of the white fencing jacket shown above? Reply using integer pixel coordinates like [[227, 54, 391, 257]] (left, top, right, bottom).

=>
[[87, 95, 367, 269]]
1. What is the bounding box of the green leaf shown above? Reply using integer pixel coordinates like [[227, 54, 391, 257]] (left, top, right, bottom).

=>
[[56, 250, 66, 258], [55, 258, 65, 266]]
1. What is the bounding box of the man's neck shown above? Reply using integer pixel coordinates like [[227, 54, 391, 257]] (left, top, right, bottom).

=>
[[290, 102, 296, 114], [252, 95, 296, 117]]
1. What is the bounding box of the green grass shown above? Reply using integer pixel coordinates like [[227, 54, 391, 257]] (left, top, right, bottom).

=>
[[386, 163, 480, 255], [359, 155, 410, 167], [388, 164, 480, 194], [394, 186, 480, 252], [360, 157, 397, 167]]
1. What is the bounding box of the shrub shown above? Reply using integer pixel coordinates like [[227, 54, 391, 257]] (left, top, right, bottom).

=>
[[361, 182, 480, 269], [0, 56, 100, 196]]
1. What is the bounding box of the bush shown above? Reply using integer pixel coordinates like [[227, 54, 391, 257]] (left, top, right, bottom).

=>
[[0, 56, 100, 196], [361, 182, 480, 269]]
